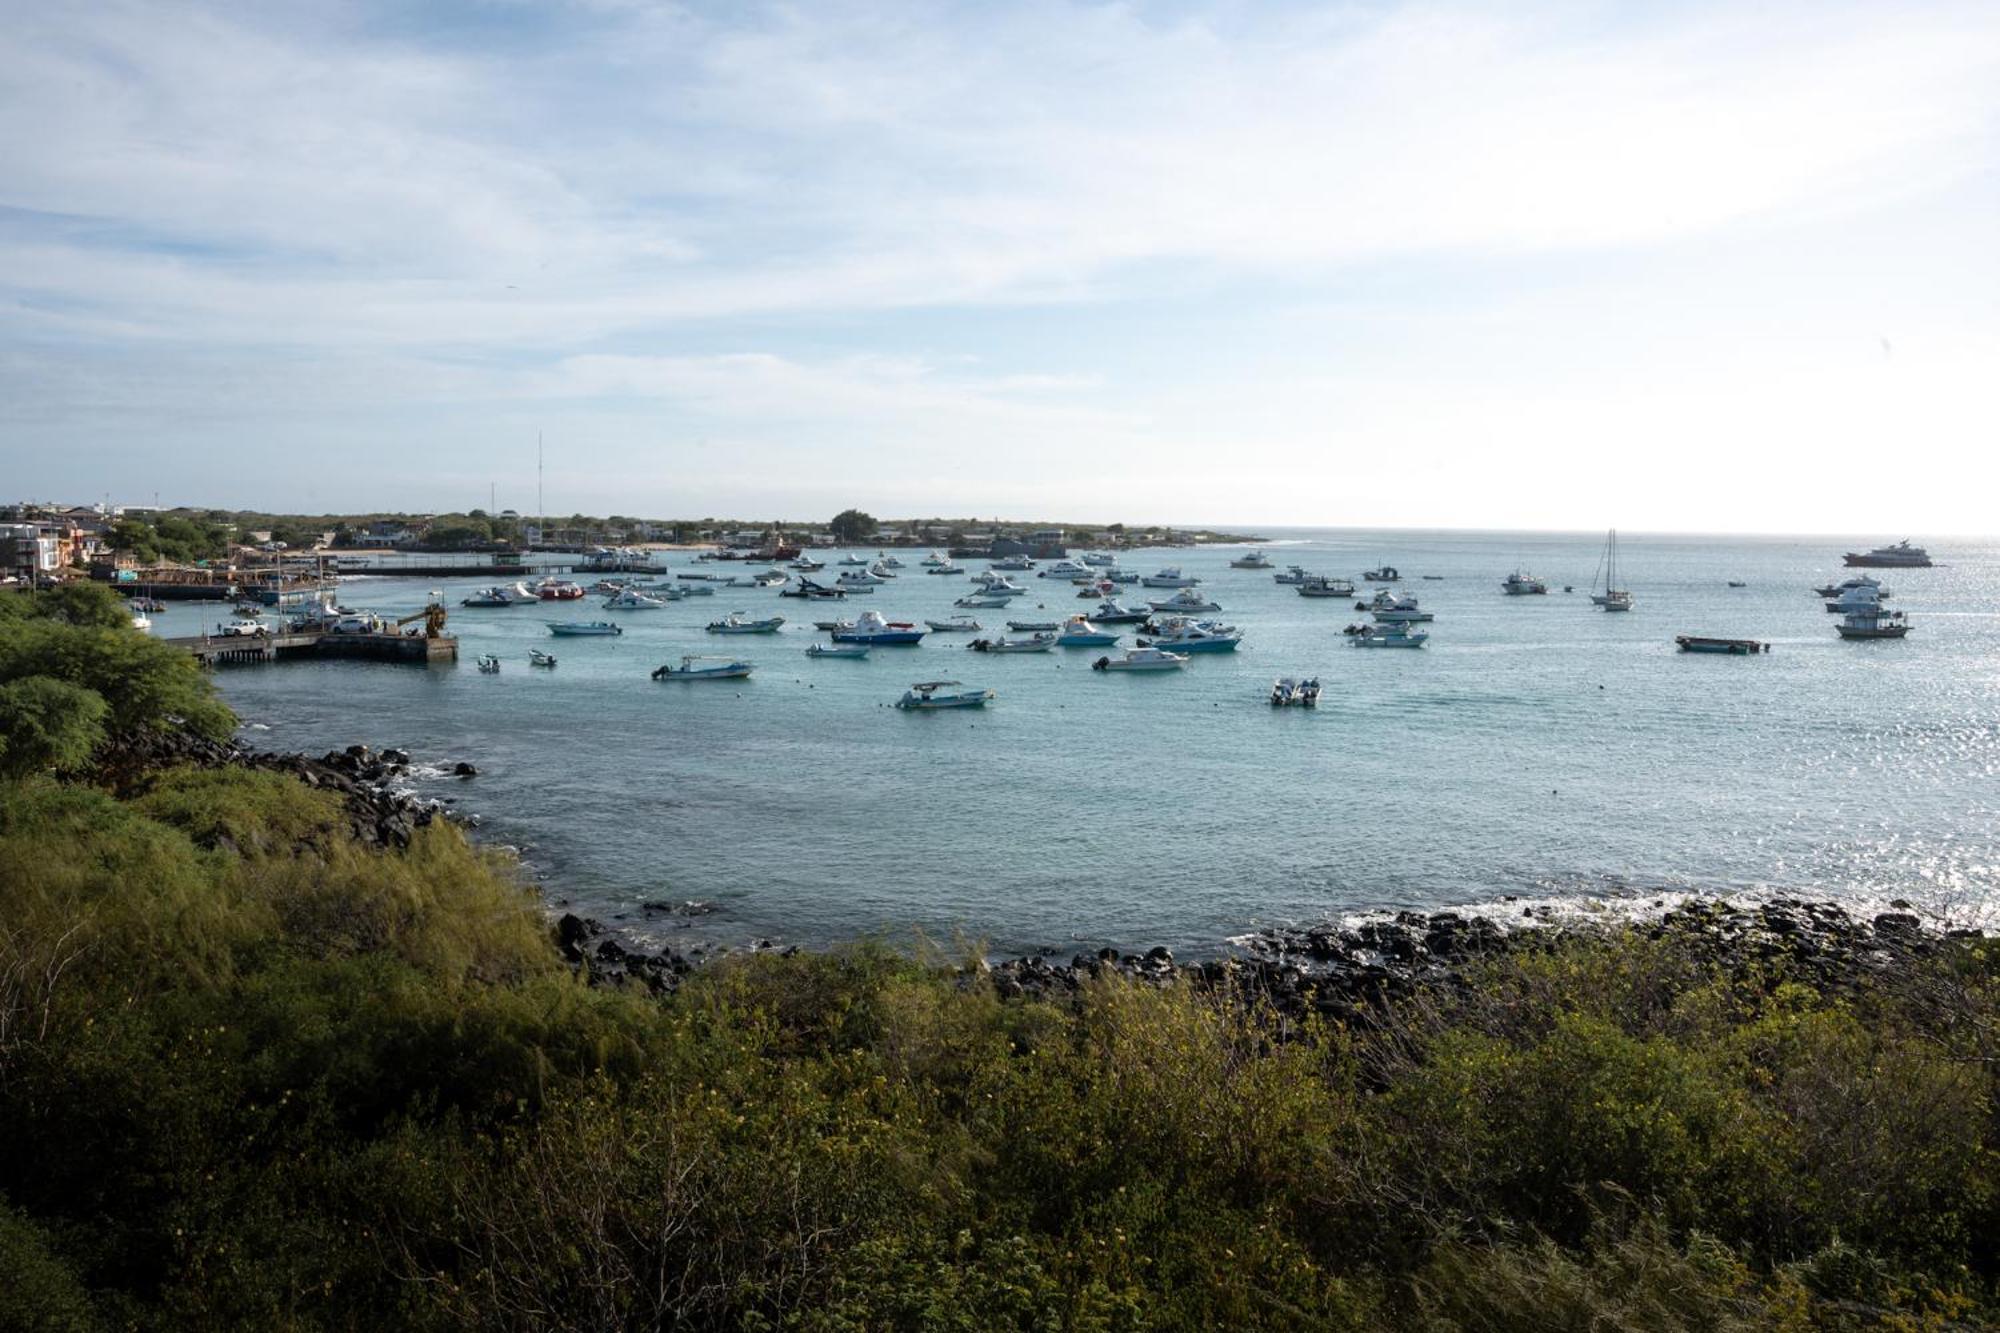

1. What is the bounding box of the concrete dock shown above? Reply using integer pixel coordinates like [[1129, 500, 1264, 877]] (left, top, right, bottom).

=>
[[167, 630, 458, 666]]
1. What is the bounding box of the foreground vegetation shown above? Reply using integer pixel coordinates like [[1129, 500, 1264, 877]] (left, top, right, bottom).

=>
[[2, 587, 1996, 1329]]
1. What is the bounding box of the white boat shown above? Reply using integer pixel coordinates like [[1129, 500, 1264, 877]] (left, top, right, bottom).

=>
[[1837, 605, 1911, 639], [1589, 529, 1634, 611], [1814, 575, 1890, 601], [1230, 550, 1274, 569], [1369, 593, 1433, 623], [1091, 646, 1187, 672], [926, 561, 965, 575], [837, 569, 887, 589], [1147, 588, 1222, 613], [1844, 540, 1932, 568], [707, 612, 785, 634], [1142, 566, 1199, 588], [1363, 565, 1400, 582], [925, 615, 983, 632], [971, 573, 1028, 597], [1270, 677, 1321, 706], [1087, 599, 1151, 623], [830, 609, 926, 644], [1501, 570, 1548, 596], [955, 593, 1013, 609], [895, 680, 994, 710], [653, 655, 753, 680], [1055, 616, 1120, 647], [1298, 576, 1357, 599], [1006, 619, 1060, 632], [921, 551, 949, 567], [868, 560, 898, 579], [1351, 623, 1428, 648], [1081, 551, 1117, 567], [1039, 559, 1092, 580], [806, 642, 870, 659], [529, 648, 557, 667], [838, 554, 869, 566], [502, 582, 541, 604], [130, 613, 152, 631], [461, 586, 519, 608], [876, 553, 904, 569], [990, 554, 1036, 571], [968, 632, 1055, 653], [477, 654, 501, 673], [1273, 565, 1314, 585], [1138, 617, 1242, 652], [603, 588, 668, 611], [790, 556, 825, 571], [1825, 584, 1892, 615], [548, 621, 622, 636]]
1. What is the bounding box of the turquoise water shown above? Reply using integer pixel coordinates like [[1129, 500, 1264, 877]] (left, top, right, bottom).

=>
[[150, 529, 2000, 954]]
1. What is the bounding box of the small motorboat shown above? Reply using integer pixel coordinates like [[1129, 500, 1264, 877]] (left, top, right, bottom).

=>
[[1055, 616, 1120, 647], [1351, 624, 1428, 648], [1369, 593, 1433, 623], [868, 560, 898, 579], [536, 578, 586, 601], [834, 570, 882, 592], [1270, 677, 1321, 706], [1273, 564, 1313, 585], [990, 554, 1035, 571], [1147, 588, 1222, 614], [972, 573, 1028, 597], [876, 553, 904, 569], [831, 609, 926, 645], [476, 654, 501, 673], [1104, 570, 1141, 584], [1006, 619, 1060, 632], [1080, 551, 1117, 567], [1727, 580, 1747, 589], [1091, 646, 1188, 672], [838, 554, 870, 566], [1813, 575, 1889, 599], [1137, 617, 1242, 652], [780, 578, 846, 600], [653, 655, 754, 680], [1421, 575, 1445, 581], [1500, 571, 1548, 595], [927, 562, 965, 575], [1230, 550, 1274, 569], [130, 613, 152, 631], [925, 616, 983, 633], [895, 680, 994, 710], [1363, 565, 1400, 582], [461, 586, 519, 608], [921, 551, 949, 567], [1141, 566, 1199, 588], [548, 621, 623, 636], [1297, 576, 1357, 598], [707, 612, 786, 634], [1676, 636, 1770, 655], [790, 556, 825, 572], [604, 588, 668, 610], [1038, 559, 1093, 580], [529, 649, 557, 667], [1086, 599, 1151, 624], [968, 633, 1055, 653], [806, 642, 870, 659], [955, 593, 1013, 609]]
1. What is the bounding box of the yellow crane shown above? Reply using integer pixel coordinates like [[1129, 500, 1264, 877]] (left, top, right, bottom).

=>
[[395, 603, 449, 639]]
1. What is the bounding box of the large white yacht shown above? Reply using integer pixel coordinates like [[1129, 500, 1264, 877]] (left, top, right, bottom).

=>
[[1142, 566, 1200, 588], [1843, 540, 1932, 568]]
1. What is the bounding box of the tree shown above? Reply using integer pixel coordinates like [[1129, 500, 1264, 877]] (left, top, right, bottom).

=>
[[0, 678, 109, 777], [829, 509, 878, 544]]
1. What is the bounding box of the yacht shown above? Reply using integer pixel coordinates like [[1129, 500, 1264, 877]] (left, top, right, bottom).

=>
[[547, 621, 622, 636], [1500, 571, 1548, 596], [1813, 575, 1890, 601], [1138, 618, 1242, 652], [1055, 616, 1120, 647], [1104, 570, 1141, 584], [1369, 594, 1433, 623], [1081, 551, 1117, 567], [1844, 540, 1932, 568], [603, 588, 668, 611], [130, 612, 153, 632], [921, 551, 949, 567], [990, 554, 1036, 571], [876, 553, 904, 569], [1230, 550, 1275, 569], [460, 586, 518, 608], [895, 680, 994, 710], [925, 615, 983, 633], [1142, 566, 1199, 588], [835, 570, 883, 592], [706, 612, 786, 634], [1589, 529, 1634, 611], [1086, 599, 1151, 623], [868, 560, 898, 579], [971, 573, 1027, 597], [830, 610, 926, 645], [1297, 576, 1357, 599], [1039, 559, 1093, 580], [1147, 588, 1222, 614], [780, 578, 846, 600], [653, 655, 753, 680], [805, 642, 870, 659], [1363, 565, 1401, 582], [955, 593, 1013, 609], [1825, 584, 1894, 615], [1351, 623, 1428, 648], [535, 578, 586, 601], [790, 555, 825, 572], [968, 632, 1056, 653], [1837, 605, 1911, 639], [1270, 677, 1321, 706], [1273, 565, 1314, 585], [838, 554, 870, 566], [1091, 646, 1188, 672]]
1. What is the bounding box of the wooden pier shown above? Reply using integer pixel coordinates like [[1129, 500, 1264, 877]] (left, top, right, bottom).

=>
[[167, 630, 458, 666]]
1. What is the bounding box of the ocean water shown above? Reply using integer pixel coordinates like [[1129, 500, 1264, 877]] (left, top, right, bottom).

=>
[[148, 529, 2000, 955]]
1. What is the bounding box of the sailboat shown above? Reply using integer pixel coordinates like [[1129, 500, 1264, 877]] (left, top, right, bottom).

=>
[[1590, 529, 1634, 611]]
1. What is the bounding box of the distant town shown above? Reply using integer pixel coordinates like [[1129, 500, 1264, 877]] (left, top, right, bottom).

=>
[[0, 500, 1260, 587]]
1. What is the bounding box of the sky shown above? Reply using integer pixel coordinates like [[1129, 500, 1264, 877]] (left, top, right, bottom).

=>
[[2, 0, 1997, 531]]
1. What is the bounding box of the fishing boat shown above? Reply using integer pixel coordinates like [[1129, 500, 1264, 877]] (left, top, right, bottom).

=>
[[1091, 646, 1188, 672], [1055, 616, 1121, 647], [707, 612, 786, 634], [128, 597, 166, 613], [603, 588, 669, 611], [1351, 623, 1428, 648], [1676, 636, 1769, 655], [895, 680, 994, 710], [547, 621, 622, 636], [925, 615, 983, 633], [1138, 618, 1242, 652], [1298, 576, 1357, 598], [1363, 565, 1400, 582], [1086, 599, 1151, 623], [806, 642, 870, 659], [1367, 590, 1433, 622], [1500, 570, 1548, 596], [1142, 566, 1199, 588], [1147, 588, 1222, 613], [1836, 606, 1912, 640], [1230, 550, 1274, 569], [1589, 529, 1634, 611], [1273, 564, 1314, 585], [1270, 677, 1321, 706], [968, 633, 1055, 653], [476, 654, 501, 673], [1104, 570, 1141, 584], [653, 655, 753, 680], [1843, 540, 1932, 568], [529, 649, 557, 667], [830, 609, 926, 645]]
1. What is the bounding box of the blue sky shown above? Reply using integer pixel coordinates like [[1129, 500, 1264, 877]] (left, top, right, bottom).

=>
[[2, 0, 1996, 530]]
